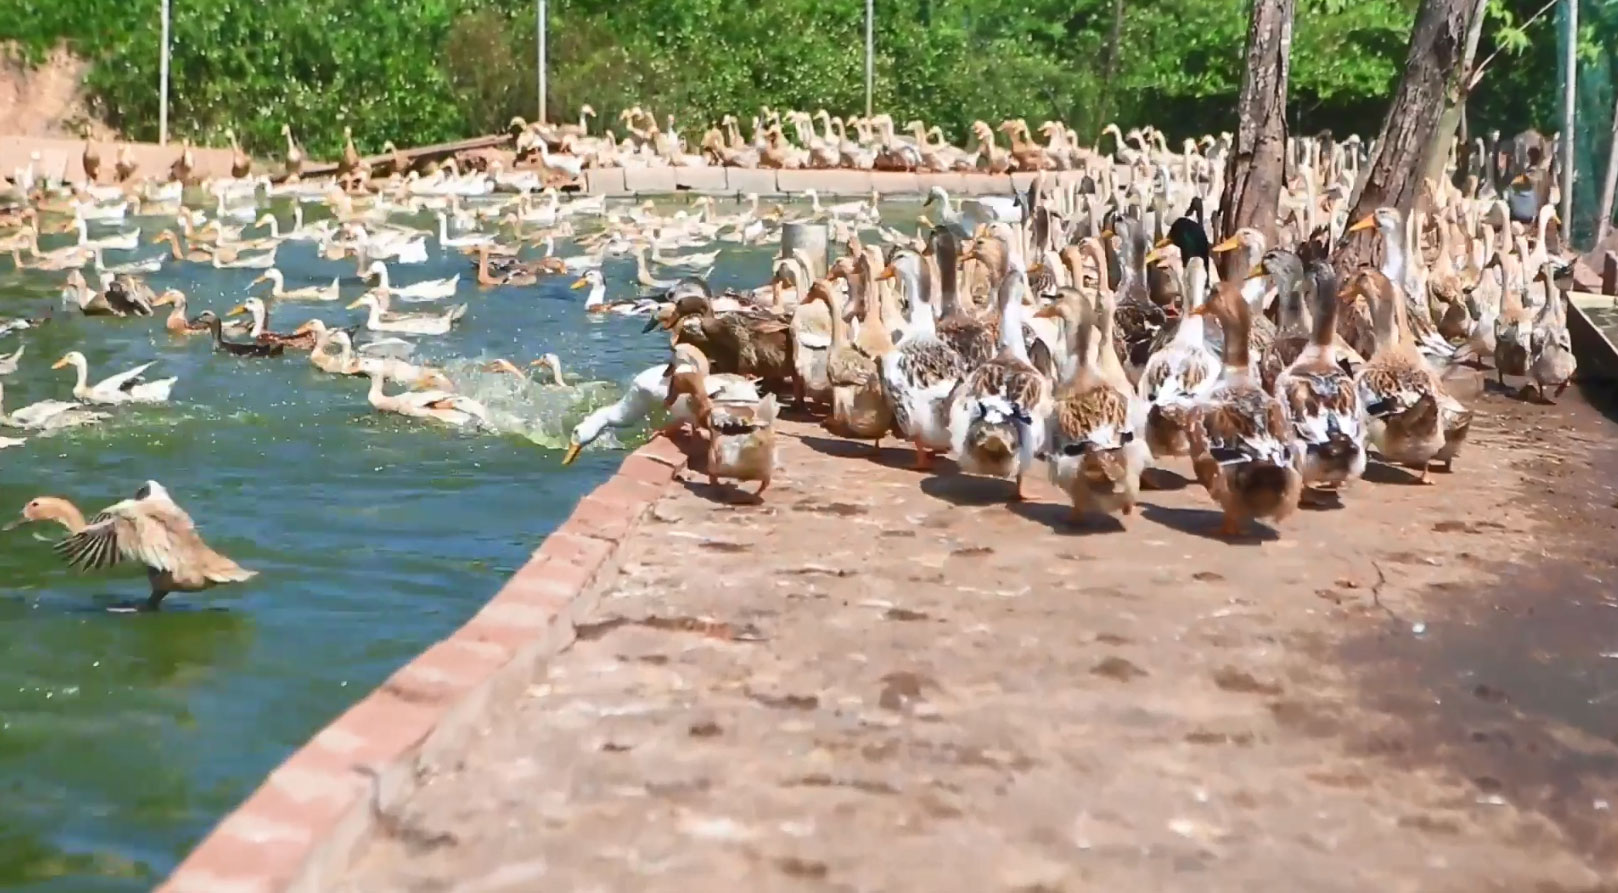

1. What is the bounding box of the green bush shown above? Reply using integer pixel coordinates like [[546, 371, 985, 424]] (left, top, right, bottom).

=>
[[0, 0, 1579, 159]]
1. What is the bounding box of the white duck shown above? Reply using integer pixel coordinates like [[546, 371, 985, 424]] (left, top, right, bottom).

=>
[[435, 211, 494, 249], [560, 349, 759, 465], [75, 217, 141, 252], [365, 369, 490, 429], [0, 380, 108, 430], [52, 352, 176, 405], [253, 268, 341, 302], [364, 260, 460, 302], [347, 293, 467, 336]]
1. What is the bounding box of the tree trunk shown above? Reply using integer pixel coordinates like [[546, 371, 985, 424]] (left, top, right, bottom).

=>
[[1336, 0, 1483, 272], [1419, 0, 1489, 189], [1596, 92, 1618, 248], [1096, 0, 1126, 135], [1218, 0, 1295, 270]]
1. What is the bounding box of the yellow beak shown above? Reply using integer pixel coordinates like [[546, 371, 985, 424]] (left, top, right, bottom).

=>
[[1152, 236, 1172, 249], [1210, 235, 1242, 254], [876, 265, 897, 281], [226, 304, 248, 317], [50, 357, 70, 370], [1346, 214, 1376, 234], [345, 298, 366, 309], [1099, 229, 1114, 239], [1143, 247, 1164, 265], [561, 442, 583, 465], [250, 274, 266, 285], [570, 278, 589, 290], [1245, 262, 1268, 281]]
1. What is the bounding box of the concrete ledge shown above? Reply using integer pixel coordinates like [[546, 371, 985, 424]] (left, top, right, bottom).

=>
[[623, 167, 676, 194], [159, 436, 691, 893], [672, 167, 727, 192], [1568, 291, 1618, 382], [584, 167, 628, 196], [0, 136, 237, 183], [724, 168, 779, 196]]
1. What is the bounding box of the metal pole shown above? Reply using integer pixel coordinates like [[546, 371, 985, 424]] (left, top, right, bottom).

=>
[[158, 0, 171, 146], [1560, 0, 1577, 245], [864, 0, 873, 118], [537, 0, 547, 125]]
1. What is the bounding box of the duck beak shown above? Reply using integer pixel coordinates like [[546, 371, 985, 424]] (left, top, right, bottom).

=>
[[50, 357, 69, 370], [1031, 304, 1061, 319], [1245, 262, 1268, 281], [1346, 214, 1376, 234], [345, 298, 366, 310], [1143, 247, 1164, 265], [570, 278, 589, 290], [875, 265, 897, 281], [1152, 236, 1172, 249], [226, 304, 248, 317], [1210, 235, 1241, 254], [250, 274, 266, 285], [641, 315, 666, 333], [1, 515, 25, 532], [561, 442, 583, 465]]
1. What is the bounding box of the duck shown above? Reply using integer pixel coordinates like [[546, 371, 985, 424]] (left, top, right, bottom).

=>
[[946, 259, 1052, 501], [561, 349, 761, 465], [5, 481, 256, 611], [1108, 217, 1171, 378], [437, 211, 494, 250], [1492, 250, 1533, 386], [346, 293, 467, 336], [666, 371, 778, 499], [1275, 262, 1368, 501], [226, 297, 319, 350], [61, 270, 150, 318], [1350, 271, 1447, 482], [194, 311, 285, 358], [655, 343, 764, 438], [0, 380, 108, 431], [1251, 249, 1310, 391], [656, 284, 795, 389], [151, 228, 217, 263], [474, 244, 550, 286], [52, 352, 177, 404], [114, 145, 139, 182], [1137, 253, 1219, 463], [878, 251, 967, 468], [1527, 260, 1576, 402], [569, 269, 656, 316], [1035, 286, 1149, 523], [74, 217, 140, 252], [365, 369, 491, 430], [252, 268, 341, 302], [0, 341, 23, 376], [226, 128, 252, 179], [308, 324, 445, 387], [282, 124, 305, 180], [1185, 281, 1302, 537], [364, 260, 460, 302], [780, 256, 832, 404], [931, 227, 999, 368], [801, 277, 891, 448], [151, 290, 211, 335], [82, 142, 102, 182]]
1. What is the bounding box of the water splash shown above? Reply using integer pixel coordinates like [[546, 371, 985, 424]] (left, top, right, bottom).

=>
[[436, 358, 621, 448]]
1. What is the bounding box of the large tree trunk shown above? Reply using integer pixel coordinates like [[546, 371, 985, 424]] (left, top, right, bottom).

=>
[[1218, 0, 1295, 271], [1418, 0, 1489, 189], [1096, 0, 1126, 135], [1336, 0, 1484, 271]]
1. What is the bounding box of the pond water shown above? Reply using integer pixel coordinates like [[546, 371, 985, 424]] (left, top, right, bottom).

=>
[[0, 192, 807, 890]]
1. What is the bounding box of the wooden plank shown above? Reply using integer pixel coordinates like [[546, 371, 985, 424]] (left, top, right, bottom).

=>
[[298, 133, 514, 179]]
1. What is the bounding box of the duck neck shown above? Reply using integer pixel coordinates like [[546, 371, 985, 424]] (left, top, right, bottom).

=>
[[1380, 220, 1407, 287], [249, 304, 267, 338], [1175, 258, 1208, 346], [898, 265, 933, 337], [998, 271, 1030, 362], [38, 499, 88, 534], [822, 288, 849, 348]]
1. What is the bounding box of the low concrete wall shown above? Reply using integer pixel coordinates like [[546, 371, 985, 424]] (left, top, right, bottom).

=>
[[158, 436, 693, 893], [0, 136, 238, 184]]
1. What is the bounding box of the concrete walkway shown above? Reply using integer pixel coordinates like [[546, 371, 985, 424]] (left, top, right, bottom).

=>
[[338, 390, 1618, 892]]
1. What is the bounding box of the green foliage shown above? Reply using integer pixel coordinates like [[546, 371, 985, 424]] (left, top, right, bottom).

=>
[[0, 0, 1584, 158]]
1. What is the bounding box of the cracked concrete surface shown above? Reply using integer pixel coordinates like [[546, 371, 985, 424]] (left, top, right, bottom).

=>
[[339, 387, 1618, 892]]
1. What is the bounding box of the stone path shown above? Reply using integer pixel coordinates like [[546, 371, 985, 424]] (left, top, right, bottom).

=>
[[339, 388, 1618, 892]]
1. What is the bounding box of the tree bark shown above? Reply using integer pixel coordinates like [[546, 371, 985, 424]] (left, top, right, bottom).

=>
[[1336, 0, 1484, 271], [1596, 93, 1618, 248], [1096, 0, 1126, 136], [1419, 0, 1489, 189], [1218, 0, 1294, 278]]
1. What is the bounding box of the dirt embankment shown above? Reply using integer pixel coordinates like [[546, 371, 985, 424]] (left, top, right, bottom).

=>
[[0, 43, 116, 140]]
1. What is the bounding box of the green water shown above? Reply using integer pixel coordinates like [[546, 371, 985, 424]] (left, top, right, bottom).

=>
[[0, 194, 788, 890]]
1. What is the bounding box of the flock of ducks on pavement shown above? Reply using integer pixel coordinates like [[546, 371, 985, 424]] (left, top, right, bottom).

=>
[[0, 117, 1579, 608]]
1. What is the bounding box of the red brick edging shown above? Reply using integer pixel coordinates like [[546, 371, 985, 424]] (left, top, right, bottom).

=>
[[159, 436, 691, 893]]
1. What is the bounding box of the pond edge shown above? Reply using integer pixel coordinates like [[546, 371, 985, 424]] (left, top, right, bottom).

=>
[[157, 435, 692, 893]]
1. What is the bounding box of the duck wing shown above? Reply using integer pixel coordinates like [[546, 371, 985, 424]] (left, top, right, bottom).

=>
[[97, 362, 155, 393]]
